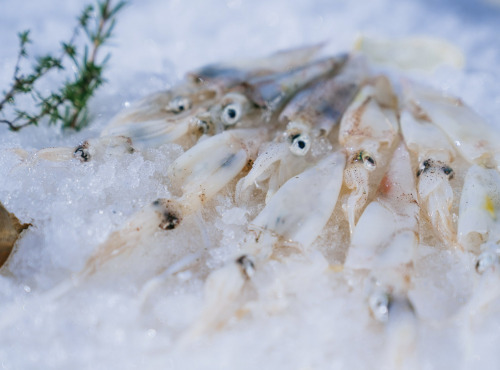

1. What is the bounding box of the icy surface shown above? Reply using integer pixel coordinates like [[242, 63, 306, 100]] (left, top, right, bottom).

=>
[[0, 0, 500, 369]]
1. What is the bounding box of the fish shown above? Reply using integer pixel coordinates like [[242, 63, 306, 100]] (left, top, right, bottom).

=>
[[400, 109, 457, 245], [236, 57, 360, 203], [4, 40, 500, 366], [9, 48, 350, 293], [339, 75, 399, 234], [101, 44, 331, 150], [182, 151, 346, 341], [78, 128, 267, 278], [345, 142, 419, 275], [404, 82, 500, 170]]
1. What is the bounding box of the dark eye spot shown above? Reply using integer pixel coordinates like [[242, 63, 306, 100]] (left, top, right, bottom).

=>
[[418, 159, 432, 175], [236, 255, 254, 269], [167, 96, 192, 113], [196, 119, 210, 134], [476, 259, 482, 273], [221, 103, 241, 126], [74, 143, 90, 162], [160, 212, 180, 230], [442, 166, 453, 176], [359, 151, 376, 170], [289, 133, 311, 156], [236, 255, 255, 279]]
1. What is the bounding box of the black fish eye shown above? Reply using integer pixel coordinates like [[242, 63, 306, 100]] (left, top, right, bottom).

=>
[[418, 159, 432, 175], [360, 151, 376, 171], [442, 166, 453, 176], [167, 96, 192, 113], [368, 291, 391, 323], [289, 133, 311, 156], [221, 103, 241, 126], [196, 119, 211, 134]]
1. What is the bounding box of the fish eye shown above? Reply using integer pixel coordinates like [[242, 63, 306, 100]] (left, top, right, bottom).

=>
[[221, 103, 242, 126], [289, 134, 311, 156], [236, 255, 255, 279], [442, 166, 454, 179], [74, 142, 90, 162], [476, 251, 497, 274], [358, 151, 376, 171], [195, 118, 211, 134], [368, 291, 391, 323], [166, 96, 192, 113], [417, 159, 431, 176]]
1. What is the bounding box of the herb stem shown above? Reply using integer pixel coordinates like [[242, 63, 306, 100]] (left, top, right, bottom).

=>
[[0, 0, 126, 132]]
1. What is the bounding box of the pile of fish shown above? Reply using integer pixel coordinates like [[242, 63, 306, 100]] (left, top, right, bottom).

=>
[[2, 39, 500, 366]]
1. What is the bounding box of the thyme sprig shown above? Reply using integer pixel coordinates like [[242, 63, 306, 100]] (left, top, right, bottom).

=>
[[0, 0, 126, 131]]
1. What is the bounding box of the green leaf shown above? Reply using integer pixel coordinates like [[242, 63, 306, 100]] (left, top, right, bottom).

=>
[[79, 5, 94, 27], [2, 0, 127, 131], [17, 30, 31, 45]]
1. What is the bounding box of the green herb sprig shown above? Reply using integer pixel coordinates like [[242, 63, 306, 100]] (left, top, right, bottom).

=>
[[0, 0, 126, 131]]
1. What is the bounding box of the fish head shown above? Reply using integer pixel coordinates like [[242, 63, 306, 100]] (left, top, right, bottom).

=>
[[101, 84, 222, 148], [283, 121, 313, 156], [206, 92, 263, 130]]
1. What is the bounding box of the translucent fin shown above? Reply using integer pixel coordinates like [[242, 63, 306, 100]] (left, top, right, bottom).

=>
[[355, 35, 465, 71], [400, 110, 456, 163], [458, 165, 500, 252], [34, 147, 75, 162], [102, 118, 193, 148], [280, 57, 365, 136], [251, 151, 345, 249], [169, 129, 266, 211], [180, 259, 248, 345], [105, 88, 217, 132], [404, 82, 500, 168], [244, 54, 348, 113], [80, 199, 183, 277], [187, 43, 326, 85], [339, 80, 399, 150], [235, 142, 291, 202]]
